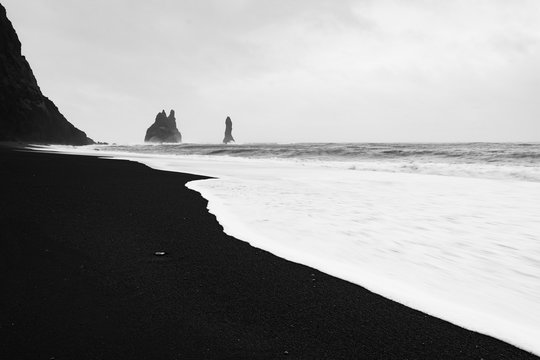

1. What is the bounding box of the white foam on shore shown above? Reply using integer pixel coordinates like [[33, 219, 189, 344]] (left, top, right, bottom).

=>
[[39, 145, 540, 356]]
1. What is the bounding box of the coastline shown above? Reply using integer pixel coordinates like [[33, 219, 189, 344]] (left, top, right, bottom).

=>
[[1, 146, 537, 359]]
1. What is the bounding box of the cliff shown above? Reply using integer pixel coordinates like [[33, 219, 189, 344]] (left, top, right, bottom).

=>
[[0, 4, 93, 145], [223, 116, 234, 144], [144, 109, 182, 143]]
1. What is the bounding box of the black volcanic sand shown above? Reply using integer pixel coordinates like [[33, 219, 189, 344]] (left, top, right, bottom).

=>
[[0, 146, 537, 360]]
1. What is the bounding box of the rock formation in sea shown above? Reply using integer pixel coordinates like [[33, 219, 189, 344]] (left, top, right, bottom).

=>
[[0, 4, 93, 145], [144, 109, 182, 143], [223, 116, 235, 144]]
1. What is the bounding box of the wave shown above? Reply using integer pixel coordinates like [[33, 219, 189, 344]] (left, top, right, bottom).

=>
[[96, 142, 540, 161], [89, 142, 540, 182]]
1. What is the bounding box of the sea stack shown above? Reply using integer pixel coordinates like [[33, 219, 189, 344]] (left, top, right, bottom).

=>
[[144, 109, 182, 143], [0, 4, 93, 145], [223, 116, 235, 144]]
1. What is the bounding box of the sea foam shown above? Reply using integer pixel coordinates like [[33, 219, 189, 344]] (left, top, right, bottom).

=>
[[41, 145, 540, 356]]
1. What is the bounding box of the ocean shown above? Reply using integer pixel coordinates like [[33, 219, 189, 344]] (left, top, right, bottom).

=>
[[93, 142, 540, 182], [45, 142, 540, 356]]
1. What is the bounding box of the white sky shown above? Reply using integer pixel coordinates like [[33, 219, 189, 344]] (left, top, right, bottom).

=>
[[4, 0, 540, 143]]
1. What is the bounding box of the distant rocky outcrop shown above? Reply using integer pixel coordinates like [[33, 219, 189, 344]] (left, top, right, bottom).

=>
[[223, 116, 234, 144], [144, 109, 182, 143], [0, 4, 93, 145]]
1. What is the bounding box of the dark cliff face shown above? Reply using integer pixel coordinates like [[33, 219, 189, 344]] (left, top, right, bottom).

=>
[[144, 109, 182, 143], [0, 4, 93, 145], [223, 116, 234, 144]]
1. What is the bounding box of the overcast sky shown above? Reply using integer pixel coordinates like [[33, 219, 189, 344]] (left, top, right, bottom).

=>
[[4, 0, 540, 143]]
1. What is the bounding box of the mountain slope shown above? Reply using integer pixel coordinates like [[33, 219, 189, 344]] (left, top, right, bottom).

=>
[[0, 3, 92, 145]]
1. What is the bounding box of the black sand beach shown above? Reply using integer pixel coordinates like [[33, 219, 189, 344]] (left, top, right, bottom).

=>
[[1, 146, 537, 360]]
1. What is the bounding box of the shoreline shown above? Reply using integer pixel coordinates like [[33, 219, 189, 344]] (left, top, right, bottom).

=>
[[1, 146, 538, 359], [46, 143, 540, 354]]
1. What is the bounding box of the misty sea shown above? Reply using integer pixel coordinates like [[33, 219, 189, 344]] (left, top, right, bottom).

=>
[[46, 142, 540, 355]]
